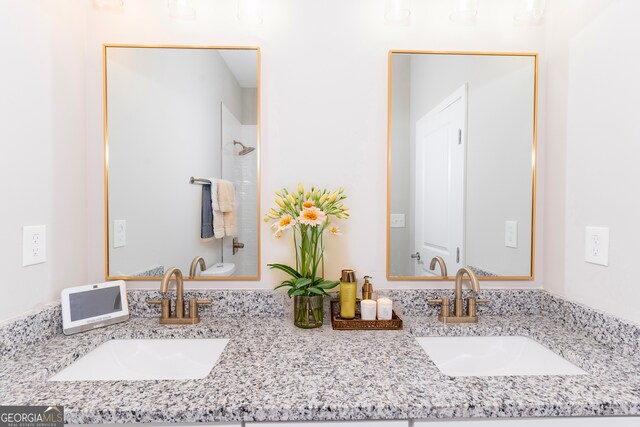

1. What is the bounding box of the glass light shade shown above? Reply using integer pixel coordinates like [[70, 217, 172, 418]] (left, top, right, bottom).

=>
[[168, 0, 196, 20], [93, 0, 123, 11], [238, 0, 264, 25], [384, 0, 411, 25], [450, 0, 478, 25], [514, 0, 546, 24]]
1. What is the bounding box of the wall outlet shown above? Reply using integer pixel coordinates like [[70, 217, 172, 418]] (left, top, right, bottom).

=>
[[23, 225, 46, 266], [505, 220, 518, 248], [585, 226, 609, 266], [114, 220, 126, 248], [390, 214, 405, 228]]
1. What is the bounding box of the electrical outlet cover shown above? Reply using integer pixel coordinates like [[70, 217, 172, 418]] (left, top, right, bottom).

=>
[[114, 220, 126, 248], [505, 220, 518, 248], [585, 226, 609, 266], [390, 214, 405, 228], [23, 225, 46, 266]]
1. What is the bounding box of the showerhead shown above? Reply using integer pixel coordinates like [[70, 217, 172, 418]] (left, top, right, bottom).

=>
[[233, 140, 255, 156]]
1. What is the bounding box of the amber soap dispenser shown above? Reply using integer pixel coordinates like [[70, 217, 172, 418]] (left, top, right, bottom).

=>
[[339, 269, 357, 319]]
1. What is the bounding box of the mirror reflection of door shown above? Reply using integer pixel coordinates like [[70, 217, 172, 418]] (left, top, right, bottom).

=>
[[414, 85, 467, 276], [388, 51, 536, 280]]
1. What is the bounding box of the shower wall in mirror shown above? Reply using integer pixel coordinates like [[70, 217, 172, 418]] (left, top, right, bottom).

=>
[[387, 51, 537, 280], [104, 45, 260, 280]]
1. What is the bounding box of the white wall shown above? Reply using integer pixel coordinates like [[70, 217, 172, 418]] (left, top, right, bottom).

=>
[[83, 0, 547, 291], [0, 0, 87, 322], [543, 0, 640, 323], [0, 0, 552, 324], [5, 0, 640, 325], [11, 0, 640, 325]]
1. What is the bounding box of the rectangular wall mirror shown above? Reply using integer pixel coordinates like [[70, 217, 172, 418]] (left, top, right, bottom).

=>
[[104, 45, 260, 280], [387, 51, 537, 280]]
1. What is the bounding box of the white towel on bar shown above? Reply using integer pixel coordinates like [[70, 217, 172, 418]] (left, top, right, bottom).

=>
[[211, 179, 220, 212], [217, 179, 235, 213], [210, 178, 225, 238], [218, 180, 237, 236]]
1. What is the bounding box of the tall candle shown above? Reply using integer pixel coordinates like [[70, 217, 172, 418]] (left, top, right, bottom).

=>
[[360, 299, 377, 320], [377, 297, 393, 320]]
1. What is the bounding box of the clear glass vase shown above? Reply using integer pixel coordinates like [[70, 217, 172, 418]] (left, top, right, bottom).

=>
[[293, 295, 324, 328]]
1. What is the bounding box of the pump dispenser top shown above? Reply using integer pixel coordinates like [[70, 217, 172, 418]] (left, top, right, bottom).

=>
[[362, 275, 374, 300]]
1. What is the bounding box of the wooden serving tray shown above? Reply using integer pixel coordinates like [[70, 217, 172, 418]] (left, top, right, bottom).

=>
[[330, 300, 403, 330]]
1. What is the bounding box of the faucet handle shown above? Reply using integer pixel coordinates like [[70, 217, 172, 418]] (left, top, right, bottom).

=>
[[188, 299, 212, 321], [148, 298, 171, 319], [428, 297, 450, 318], [467, 297, 491, 317]]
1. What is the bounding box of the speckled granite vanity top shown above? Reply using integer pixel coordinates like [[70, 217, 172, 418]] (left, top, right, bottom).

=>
[[1, 290, 640, 423]]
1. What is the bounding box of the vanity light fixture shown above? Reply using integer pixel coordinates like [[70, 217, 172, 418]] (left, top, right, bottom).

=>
[[514, 0, 546, 25], [450, 0, 478, 25], [168, 0, 196, 20], [238, 0, 264, 26], [384, 0, 411, 26], [92, 0, 123, 11]]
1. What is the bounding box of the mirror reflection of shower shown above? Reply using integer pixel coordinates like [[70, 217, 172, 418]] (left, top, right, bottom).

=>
[[105, 46, 259, 280], [233, 140, 255, 156], [221, 102, 258, 277]]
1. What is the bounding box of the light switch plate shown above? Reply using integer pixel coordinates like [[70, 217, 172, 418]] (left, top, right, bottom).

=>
[[23, 225, 46, 266], [390, 214, 405, 228], [585, 226, 609, 266], [114, 220, 126, 248], [505, 220, 518, 248]]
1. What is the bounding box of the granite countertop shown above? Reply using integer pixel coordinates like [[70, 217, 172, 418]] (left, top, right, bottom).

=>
[[2, 313, 640, 424]]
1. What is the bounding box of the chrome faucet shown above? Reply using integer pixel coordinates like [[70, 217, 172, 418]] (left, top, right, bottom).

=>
[[429, 256, 448, 277], [428, 267, 491, 324], [189, 256, 206, 277], [148, 267, 211, 324]]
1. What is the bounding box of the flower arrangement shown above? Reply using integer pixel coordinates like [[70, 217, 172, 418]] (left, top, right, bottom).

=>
[[265, 183, 349, 298]]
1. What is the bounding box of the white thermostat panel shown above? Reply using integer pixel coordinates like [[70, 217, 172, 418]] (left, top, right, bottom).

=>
[[61, 280, 129, 335]]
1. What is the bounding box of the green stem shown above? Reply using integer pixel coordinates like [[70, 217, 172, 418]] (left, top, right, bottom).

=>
[[311, 226, 319, 281], [293, 227, 300, 271]]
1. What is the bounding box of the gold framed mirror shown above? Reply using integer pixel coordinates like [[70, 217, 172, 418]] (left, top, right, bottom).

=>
[[387, 50, 537, 281], [103, 44, 260, 281]]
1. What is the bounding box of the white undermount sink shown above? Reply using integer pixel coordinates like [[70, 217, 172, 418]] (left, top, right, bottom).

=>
[[416, 336, 587, 377], [49, 338, 229, 381]]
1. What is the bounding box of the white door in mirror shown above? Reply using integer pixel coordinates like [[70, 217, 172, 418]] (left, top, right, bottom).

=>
[[414, 85, 467, 276]]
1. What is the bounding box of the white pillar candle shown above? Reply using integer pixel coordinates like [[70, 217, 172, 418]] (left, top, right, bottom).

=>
[[360, 299, 377, 320], [377, 297, 393, 320]]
